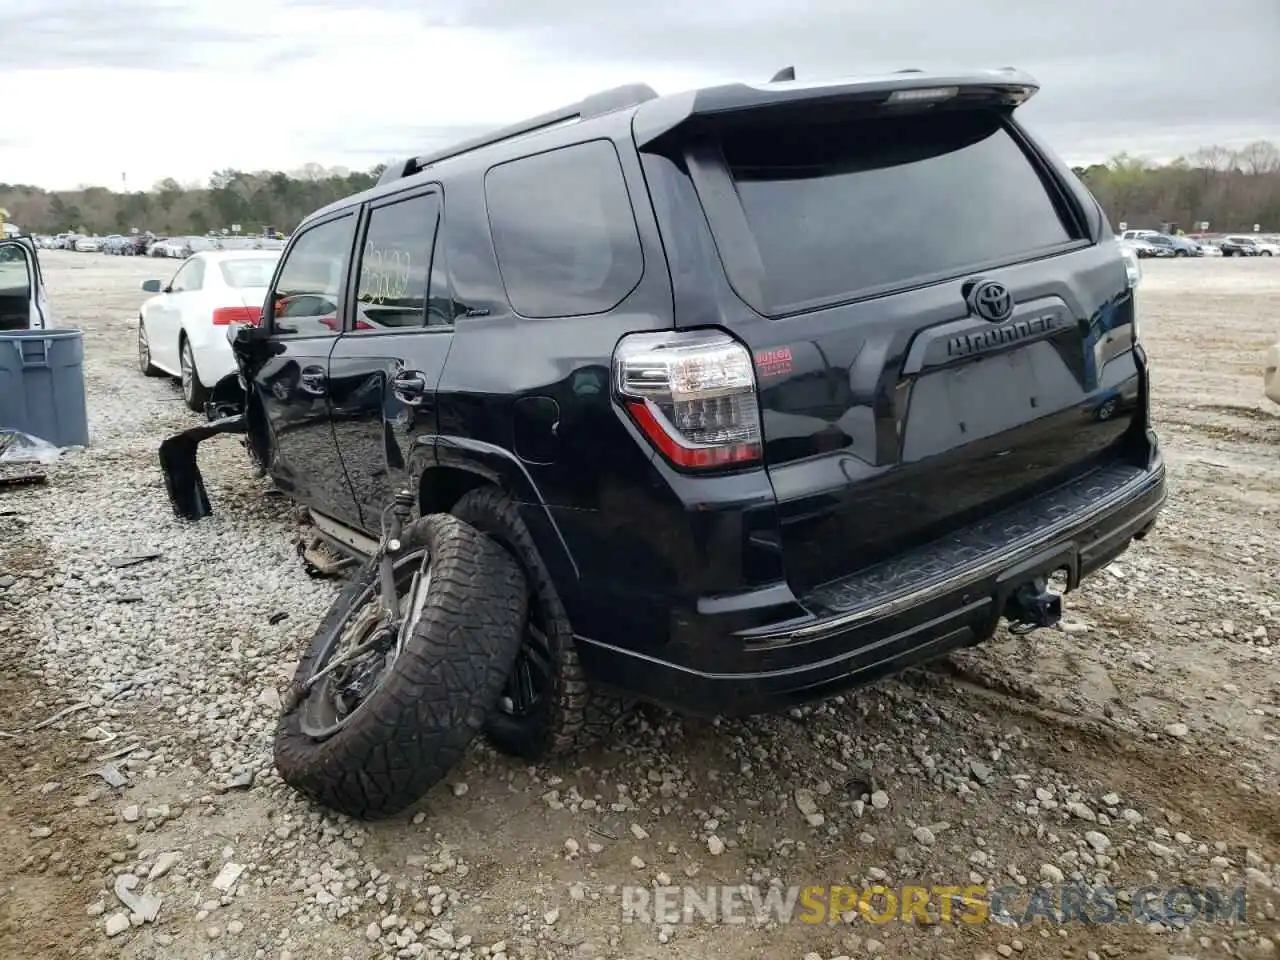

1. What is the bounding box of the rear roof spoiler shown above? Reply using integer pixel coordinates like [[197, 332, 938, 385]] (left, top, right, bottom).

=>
[[632, 68, 1039, 148]]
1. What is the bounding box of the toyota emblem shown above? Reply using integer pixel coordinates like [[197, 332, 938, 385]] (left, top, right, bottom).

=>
[[967, 279, 1014, 323]]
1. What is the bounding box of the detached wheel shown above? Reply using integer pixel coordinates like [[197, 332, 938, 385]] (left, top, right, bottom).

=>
[[137, 319, 163, 377], [274, 513, 527, 819], [450, 487, 631, 759], [180, 338, 211, 412]]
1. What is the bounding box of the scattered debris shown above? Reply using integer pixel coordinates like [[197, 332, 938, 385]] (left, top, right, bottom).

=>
[[113, 874, 162, 923], [212, 863, 246, 893], [148, 852, 181, 881], [590, 820, 621, 841], [106, 552, 162, 569], [29, 699, 91, 731], [217, 769, 257, 792], [298, 535, 356, 579], [0, 470, 48, 489], [0, 429, 61, 464], [92, 764, 129, 788], [104, 912, 131, 937], [96, 741, 144, 762]]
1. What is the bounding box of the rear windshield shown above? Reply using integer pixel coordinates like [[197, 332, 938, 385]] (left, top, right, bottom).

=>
[[720, 110, 1074, 313], [219, 258, 277, 289]]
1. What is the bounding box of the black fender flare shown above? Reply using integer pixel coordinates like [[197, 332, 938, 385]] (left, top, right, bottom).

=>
[[159, 414, 248, 520], [422, 436, 581, 590]]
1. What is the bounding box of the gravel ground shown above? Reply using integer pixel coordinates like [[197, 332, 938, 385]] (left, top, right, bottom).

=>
[[1, 251, 1278, 960]]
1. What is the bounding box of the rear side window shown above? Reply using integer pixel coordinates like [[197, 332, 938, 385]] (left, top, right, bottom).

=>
[[219, 258, 277, 289], [353, 192, 444, 330], [485, 140, 643, 318], [720, 111, 1075, 314]]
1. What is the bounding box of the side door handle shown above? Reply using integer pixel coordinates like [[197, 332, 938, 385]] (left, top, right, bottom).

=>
[[391, 369, 429, 406], [298, 365, 328, 397]]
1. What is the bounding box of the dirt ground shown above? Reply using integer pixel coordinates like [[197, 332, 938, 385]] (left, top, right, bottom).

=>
[[0, 252, 1277, 960]]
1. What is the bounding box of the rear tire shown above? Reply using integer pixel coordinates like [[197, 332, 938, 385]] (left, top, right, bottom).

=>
[[180, 337, 210, 412], [137, 319, 163, 377], [274, 513, 528, 819], [449, 487, 632, 759]]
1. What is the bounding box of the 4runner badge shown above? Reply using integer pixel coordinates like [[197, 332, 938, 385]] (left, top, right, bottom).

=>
[[967, 279, 1014, 323]]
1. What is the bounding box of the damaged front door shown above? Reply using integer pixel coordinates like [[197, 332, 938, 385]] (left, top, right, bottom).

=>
[[245, 212, 363, 530]]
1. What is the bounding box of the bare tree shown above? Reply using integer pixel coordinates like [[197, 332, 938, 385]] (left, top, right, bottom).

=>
[[1236, 141, 1280, 177]]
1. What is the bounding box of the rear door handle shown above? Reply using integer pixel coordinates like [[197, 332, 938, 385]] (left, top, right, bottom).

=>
[[392, 369, 429, 405], [298, 366, 327, 397]]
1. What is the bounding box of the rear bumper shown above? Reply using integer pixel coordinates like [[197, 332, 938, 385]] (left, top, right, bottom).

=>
[[185, 330, 238, 388], [575, 455, 1166, 716]]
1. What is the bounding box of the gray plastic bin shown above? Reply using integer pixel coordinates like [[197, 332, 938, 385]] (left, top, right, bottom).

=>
[[0, 330, 90, 448]]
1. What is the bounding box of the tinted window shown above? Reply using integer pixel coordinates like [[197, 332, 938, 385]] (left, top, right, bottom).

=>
[[353, 193, 443, 331], [269, 215, 354, 337], [219, 258, 279, 289], [486, 140, 643, 318], [720, 111, 1074, 313]]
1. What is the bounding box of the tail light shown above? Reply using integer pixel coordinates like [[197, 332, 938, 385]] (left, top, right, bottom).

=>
[[1118, 242, 1142, 344], [613, 330, 762, 470], [212, 306, 261, 326]]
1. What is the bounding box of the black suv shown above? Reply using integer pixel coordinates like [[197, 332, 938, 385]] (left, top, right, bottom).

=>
[[162, 68, 1166, 819]]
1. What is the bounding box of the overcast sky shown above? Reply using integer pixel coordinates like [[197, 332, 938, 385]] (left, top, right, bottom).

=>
[[2, 0, 1277, 190]]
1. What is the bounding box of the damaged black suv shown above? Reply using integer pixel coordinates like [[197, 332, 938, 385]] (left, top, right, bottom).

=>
[[162, 68, 1166, 819]]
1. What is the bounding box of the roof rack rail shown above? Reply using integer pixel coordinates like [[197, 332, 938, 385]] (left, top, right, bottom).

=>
[[379, 83, 659, 184]]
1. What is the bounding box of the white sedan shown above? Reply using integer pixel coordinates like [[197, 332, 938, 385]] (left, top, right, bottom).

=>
[[137, 250, 280, 411]]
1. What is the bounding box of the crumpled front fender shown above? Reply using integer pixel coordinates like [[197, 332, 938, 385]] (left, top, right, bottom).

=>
[[159, 414, 248, 521]]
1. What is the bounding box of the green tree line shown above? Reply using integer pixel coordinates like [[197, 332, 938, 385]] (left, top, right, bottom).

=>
[[0, 163, 386, 237], [1, 140, 1278, 237], [1073, 140, 1279, 233]]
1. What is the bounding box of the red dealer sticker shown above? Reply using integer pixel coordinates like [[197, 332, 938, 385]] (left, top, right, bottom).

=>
[[755, 347, 793, 379]]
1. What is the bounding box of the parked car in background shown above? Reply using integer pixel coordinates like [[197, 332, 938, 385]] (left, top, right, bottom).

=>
[[1220, 236, 1260, 257], [1141, 233, 1202, 257], [137, 250, 281, 411], [0, 235, 51, 330], [149, 238, 189, 258], [1197, 239, 1224, 257], [73, 236, 102, 252], [1121, 237, 1173, 259], [1248, 237, 1279, 256]]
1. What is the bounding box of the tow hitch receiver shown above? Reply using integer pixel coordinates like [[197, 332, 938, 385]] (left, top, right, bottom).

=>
[[1004, 576, 1062, 632]]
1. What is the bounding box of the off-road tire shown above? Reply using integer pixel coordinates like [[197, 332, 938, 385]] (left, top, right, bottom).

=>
[[274, 513, 527, 819], [450, 487, 631, 759]]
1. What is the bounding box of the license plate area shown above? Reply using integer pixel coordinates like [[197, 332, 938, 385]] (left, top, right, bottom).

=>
[[901, 342, 1079, 461]]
